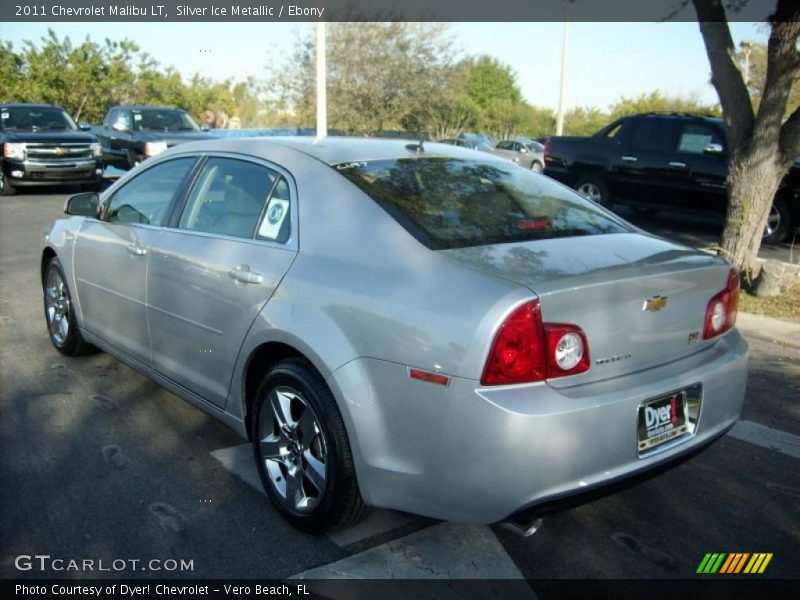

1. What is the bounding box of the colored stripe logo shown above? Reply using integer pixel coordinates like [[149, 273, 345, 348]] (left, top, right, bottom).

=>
[[697, 553, 773, 574]]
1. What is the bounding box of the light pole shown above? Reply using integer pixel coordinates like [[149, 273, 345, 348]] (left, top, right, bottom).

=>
[[315, 21, 327, 141], [739, 40, 753, 87], [555, 21, 570, 136]]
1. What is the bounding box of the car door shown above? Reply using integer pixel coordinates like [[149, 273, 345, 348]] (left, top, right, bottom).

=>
[[669, 121, 728, 214], [101, 109, 134, 169], [147, 155, 298, 407], [609, 117, 680, 209], [73, 156, 198, 365], [492, 141, 515, 161]]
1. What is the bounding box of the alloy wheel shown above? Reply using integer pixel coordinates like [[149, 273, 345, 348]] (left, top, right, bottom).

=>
[[577, 182, 603, 203], [257, 386, 328, 512], [45, 267, 70, 346], [764, 205, 781, 238]]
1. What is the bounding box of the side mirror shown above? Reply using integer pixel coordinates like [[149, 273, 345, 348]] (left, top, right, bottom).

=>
[[78, 121, 92, 131], [520, 147, 529, 153], [200, 124, 210, 132], [703, 143, 724, 156], [64, 192, 99, 217]]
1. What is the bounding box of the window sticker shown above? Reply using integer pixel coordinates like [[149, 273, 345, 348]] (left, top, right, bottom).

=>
[[1, 112, 9, 120], [258, 198, 289, 240], [133, 113, 142, 121], [678, 133, 712, 154]]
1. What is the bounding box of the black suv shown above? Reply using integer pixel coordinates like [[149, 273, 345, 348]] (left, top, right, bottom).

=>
[[0, 103, 104, 196], [544, 112, 800, 244]]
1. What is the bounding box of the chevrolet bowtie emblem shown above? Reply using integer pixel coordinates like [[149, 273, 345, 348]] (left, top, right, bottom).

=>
[[54, 147, 67, 156], [643, 295, 668, 312]]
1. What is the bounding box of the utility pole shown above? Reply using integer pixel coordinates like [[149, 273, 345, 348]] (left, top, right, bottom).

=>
[[555, 21, 570, 136], [315, 21, 327, 141]]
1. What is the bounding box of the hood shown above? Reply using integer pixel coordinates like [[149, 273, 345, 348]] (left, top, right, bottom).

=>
[[136, 131, 216, 145], [2, 130, 98, 143]]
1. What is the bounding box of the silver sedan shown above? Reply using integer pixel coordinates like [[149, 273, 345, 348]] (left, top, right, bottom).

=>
[[41, 137, 747, 531]]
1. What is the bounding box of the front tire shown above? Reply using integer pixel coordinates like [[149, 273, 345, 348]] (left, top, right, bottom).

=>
[[0, 171, 17, 196], [251, 358, 369, 532], [575, 175, 612, 209], [762, 196, 792, 245], [42, 257, 95, 355], [531, 160, 544, 173]]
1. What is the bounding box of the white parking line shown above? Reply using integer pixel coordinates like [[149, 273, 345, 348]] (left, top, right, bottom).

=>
[[727, 420, 800, 459], [290, 522, 530, 583], [209, 443, 415, 546]]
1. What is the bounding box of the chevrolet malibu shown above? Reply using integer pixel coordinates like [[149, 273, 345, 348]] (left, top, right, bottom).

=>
[[41, 137, 748, 532]]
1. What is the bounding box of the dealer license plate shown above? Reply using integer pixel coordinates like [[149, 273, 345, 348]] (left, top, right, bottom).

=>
[[637, 391, 689, 455]]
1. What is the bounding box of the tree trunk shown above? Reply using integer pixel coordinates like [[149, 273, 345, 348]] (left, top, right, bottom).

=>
[[721, 152, 783, 277]]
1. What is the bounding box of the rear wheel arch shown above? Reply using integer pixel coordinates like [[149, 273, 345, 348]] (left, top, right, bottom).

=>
[[243, 341, 344, 441]]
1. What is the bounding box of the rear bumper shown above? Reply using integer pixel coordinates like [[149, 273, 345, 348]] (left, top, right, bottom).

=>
[[3, 158, 103, 186], [330, 329, 748, 523]]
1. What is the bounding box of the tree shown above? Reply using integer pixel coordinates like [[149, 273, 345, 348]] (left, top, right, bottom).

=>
[[563, 106, 608, 136], [608, 90, 721, 120], [270, 23, 456, 135], [735, 40, 800, 117], [693, 0, 800, 276]]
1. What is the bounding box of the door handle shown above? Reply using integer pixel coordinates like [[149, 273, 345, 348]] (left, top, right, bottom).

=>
[[669, 161, 687, 168], [228, 265, 263, 285], [127, 243, 147, 256], [621, 156, 637, 162]]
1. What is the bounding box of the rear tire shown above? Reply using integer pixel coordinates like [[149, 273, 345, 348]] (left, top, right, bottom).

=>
[[575, 175, 612, 209], [42, 257, 96, 356], [251, 358, 369, 532], [762, 196, 792, 245]]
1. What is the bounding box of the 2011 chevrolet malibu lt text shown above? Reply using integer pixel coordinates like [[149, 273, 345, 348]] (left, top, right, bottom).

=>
[[40, 137, 748, 532]]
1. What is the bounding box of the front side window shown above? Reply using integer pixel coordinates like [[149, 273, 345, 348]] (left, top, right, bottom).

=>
[[106, 158, 196, 226], [677, 124, 724, 154], [335, 158, 629, 250], [178, 157, 288, 241]]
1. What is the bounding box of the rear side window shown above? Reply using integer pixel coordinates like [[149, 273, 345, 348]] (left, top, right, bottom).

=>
[[178, 157, 290, 242], [334, 158, 628, 250], [630, 119, 678, 153]]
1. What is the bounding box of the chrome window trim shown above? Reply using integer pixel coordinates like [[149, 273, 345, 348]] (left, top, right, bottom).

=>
[[163, 150, 300, 252]]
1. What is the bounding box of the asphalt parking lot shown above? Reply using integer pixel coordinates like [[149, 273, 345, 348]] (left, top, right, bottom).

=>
[[1, 190, 798, 583]]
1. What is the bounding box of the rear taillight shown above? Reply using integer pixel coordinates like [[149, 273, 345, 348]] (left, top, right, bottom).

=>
[[542, 137, 551, 163], [481, 300, 589, 386], [703, 268, 739, 340]]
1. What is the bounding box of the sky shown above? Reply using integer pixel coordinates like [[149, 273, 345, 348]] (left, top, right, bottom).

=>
[[0, 21, 768, 112]]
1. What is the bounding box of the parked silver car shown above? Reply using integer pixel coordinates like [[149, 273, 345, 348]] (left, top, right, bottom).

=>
[[491, 139, 545, 172], [41, 137, 747, 532]]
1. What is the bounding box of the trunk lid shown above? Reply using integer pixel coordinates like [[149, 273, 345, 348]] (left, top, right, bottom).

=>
[[441, 232, 733, 385]]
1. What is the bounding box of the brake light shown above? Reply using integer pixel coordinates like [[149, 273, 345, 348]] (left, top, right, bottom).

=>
[[702, 268, 739, 339], [481, 300, 590, 385]]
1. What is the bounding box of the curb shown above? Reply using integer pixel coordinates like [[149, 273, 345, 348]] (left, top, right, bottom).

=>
[[736, 312, 800, 350]]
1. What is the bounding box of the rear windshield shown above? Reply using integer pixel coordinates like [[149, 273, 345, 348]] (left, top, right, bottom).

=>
[[334, 157, 629, 250]]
